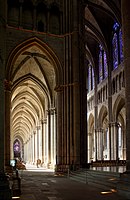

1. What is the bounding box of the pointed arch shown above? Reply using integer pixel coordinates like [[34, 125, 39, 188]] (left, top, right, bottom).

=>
[[98, 105, 108, 128], [113, 95, 125, 122], [88, 113, 94, 133], [6, 37, 63, 85]]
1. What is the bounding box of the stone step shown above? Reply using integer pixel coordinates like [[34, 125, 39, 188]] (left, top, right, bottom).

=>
[[69, 169, 120, 191]]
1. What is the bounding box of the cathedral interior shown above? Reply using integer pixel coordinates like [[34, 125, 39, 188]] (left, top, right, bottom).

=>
[[0, 0, 130, 199]]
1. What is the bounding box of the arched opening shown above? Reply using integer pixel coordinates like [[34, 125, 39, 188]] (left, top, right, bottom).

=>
[[113, 95, 126, 161], [6, 37, 62, 170]]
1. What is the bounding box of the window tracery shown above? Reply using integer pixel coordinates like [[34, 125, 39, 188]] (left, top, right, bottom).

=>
[[98, 45, 108, 83], [112, 22, 124, 70]]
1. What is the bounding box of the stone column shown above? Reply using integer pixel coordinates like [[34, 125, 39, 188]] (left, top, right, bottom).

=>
[[111, 123, 114, 160], [94, 129, 98, 161], [4, 80, 11, 168], [32, 133, 34, 164], [113, 122, 119, 160], [36, 126, 40, 160], [29, 139, 31, 162], [35, 130, 37, 162], [111, 122, 119, 161], [97, 129, 103, 160], [108, 123, 112, 160], [0, 79, 5, 173], [56, 91, 63, 165], [79, 4, 87, 166], [97, 130, 101, 160], [107, 54, 113, 160], [47, 110, 51, 166], [53, 109, 56, 166], [43, 119, 47, 166], [100, 129, 104, 160], [121, 0, 130, 171], [72, 0, 80, 165], [30, 135, 33, 163], [41, 120, 44, 164], [0, 0, 6, 172], [94, 61, 98, 162], [33, 131, 36, 163], [88, 132, 92, 163], [50, 108, 56, 168], [39, 126, 42, 161]]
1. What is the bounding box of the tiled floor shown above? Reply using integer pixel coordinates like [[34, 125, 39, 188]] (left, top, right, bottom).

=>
[[12, 164, 127, 200]]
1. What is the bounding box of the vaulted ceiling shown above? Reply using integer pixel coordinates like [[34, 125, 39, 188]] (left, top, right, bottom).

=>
[[10, 39, 57, 143]]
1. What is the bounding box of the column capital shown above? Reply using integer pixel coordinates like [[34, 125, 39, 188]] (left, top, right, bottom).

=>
[[111, 122, 119, 127], [97, 128, 104, 133], [36, 126, 40, 130], [49, 107, 56, 115], [43, 119, 47, 124]]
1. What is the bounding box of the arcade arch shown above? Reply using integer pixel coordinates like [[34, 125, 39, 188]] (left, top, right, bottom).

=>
[[6, 37, 62, 169]]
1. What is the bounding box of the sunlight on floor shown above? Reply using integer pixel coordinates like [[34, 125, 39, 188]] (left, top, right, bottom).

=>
[[24, 163, 54, 172]]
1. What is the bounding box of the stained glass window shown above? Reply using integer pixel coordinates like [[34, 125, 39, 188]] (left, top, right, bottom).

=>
[[113, 22, 119, 31], [14, 139, 21, 158], [98, 45, 108, 82], [104, 51, 108, 78], [88, 64, 94, 91], [14, 140, 20, 153], [112, 22, 124, 70], [119, 29, 124, 63], [112, 33, 118, 69], [99, 45, 103, 82]]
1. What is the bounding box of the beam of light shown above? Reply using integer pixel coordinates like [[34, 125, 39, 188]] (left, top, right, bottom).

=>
[[109, 178, 116, 181], [101, 191, 112, 195], [111, 189, 117, 193]]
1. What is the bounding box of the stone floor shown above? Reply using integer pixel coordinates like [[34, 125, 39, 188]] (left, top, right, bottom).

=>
[[11, 164, 127, 200]]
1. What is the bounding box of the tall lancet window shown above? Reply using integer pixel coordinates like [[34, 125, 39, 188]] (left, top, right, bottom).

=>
[[119, 29, 124, 63], [112, 32, 119, 69], [88, 64, 94, 92], [99, 45, 103, 82], [104, 51, 108, 78], [112, 22, 124, 70], [99, 45, 108, 83]]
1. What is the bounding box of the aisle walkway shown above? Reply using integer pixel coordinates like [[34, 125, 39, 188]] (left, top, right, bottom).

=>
[[12, 164, 126, 200]]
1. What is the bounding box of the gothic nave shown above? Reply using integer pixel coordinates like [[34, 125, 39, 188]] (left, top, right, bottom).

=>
[[0, 0, 130, 199]]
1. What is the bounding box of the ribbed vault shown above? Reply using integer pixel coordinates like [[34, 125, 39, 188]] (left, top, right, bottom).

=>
[[8, 38, 59, 158]]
